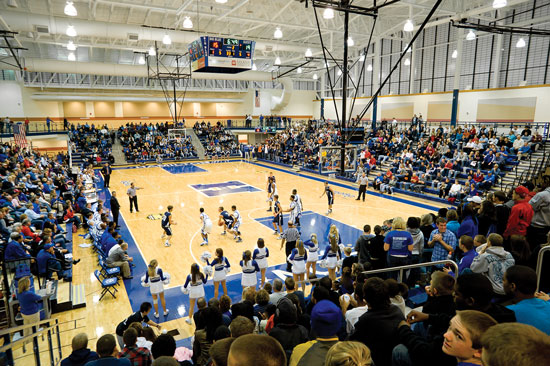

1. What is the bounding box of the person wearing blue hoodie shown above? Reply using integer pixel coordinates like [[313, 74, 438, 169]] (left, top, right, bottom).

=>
[[458, 204, 479, 239], [61, 333, 99, 366]]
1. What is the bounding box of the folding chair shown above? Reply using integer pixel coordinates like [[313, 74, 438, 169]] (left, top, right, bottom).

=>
[[94, 270, 118, 300], [98, 257, 120, 279]]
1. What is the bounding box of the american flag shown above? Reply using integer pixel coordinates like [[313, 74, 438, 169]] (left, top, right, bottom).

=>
[[13, 122, 28, 148]]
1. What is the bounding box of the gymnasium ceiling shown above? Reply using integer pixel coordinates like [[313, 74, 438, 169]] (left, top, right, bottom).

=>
[[0, 0, 547, 74]]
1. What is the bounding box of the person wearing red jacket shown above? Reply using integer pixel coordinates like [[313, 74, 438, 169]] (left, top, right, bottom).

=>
[[503, 186, 534, 238]]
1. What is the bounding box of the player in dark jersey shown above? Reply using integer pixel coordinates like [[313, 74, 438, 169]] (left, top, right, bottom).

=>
[[272, 194, 283, 236], [218, 206, 234, 235], [161, 205, 176, 247], [319, 181, 334, 215]]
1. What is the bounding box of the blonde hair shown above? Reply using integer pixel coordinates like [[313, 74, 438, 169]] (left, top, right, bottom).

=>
[[310, 233, 318, 245], [329, 225, 339, 242], [297, 240, 305, 256], [18, 276, 30, 294], [330, 235, 338, 253], [325, 341, 373, 366], [148, 259, 158, 278], [392, 217, 406, 230]]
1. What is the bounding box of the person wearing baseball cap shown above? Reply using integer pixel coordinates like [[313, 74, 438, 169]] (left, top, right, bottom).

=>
[[288, 299, 342, 366], [503, 186, 534, 239]]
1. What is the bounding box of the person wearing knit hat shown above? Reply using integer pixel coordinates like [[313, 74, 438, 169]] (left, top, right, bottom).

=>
[[503, 186, 534, 239], [288, 300, 341, 366]]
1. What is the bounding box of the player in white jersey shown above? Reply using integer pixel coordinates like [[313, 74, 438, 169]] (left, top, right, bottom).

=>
[[292, 189, 303, 227], [229, 205, 243, 243], [199, 207, 212, 246], [266, 175, 278, 212], [283, 195, 301, 229]]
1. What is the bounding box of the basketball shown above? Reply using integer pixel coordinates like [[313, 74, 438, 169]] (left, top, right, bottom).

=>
[[218, 220, 224, 226]]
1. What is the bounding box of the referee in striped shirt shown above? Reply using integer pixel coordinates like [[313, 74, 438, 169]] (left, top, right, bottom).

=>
[[356, 172, 368, 202], [280, 222, 300, 272]]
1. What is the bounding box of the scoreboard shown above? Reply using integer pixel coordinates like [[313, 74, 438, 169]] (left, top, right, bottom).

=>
[[188, 36, 255, 74]]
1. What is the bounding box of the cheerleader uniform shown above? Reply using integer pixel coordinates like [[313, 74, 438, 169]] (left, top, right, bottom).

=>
[[288, 248, 308, 275], [183, 274, 208, 299], [207, 256, 230, 282], [320, 245, 341, 269], [253, 247, 269, 269], [240, 259, 260, 288], [142, 267, 167, 295], [304, 239, 319, 263]]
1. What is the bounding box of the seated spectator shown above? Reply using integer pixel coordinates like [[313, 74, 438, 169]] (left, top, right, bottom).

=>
[[208, 337, 235, 366], [37, 243, 65, 280], [471, 233, 515, 296], [442, 310, 497, 366], [85, 334, 130, 366], [503, 265, 550, 334], [289, 299, 341, 366], [229, 316, 255, 338], [455, 235, 478, 275], [270, 279, 286, 305], [193, 307, 224, 366], [341, 278, 368, 334], [61, 333, 99, 366], [269, 297, 308, 361], [228, 334, 286, 366], [481, 323, 550, 366], [350, 277, 404, 366], [118, 328, 152, 366], [4, 233, 31, 261], [421, 271, 456, 336], [325, 341, 372, 366], [106, 242, 133, 280], [503, 186, 534, 239]]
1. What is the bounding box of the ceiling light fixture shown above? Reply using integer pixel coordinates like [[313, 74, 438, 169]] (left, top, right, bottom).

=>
[[359, 54, 365, 62], [516, 38, 526, 48], [493, 0, 507, 9], [452, 49, 458, 59], [274, 57, 281, 65], [297, 67, 302, 74], [183, 16, 193, 29], [347, 37, 354, 47], [252, 63, 257, 71], [404, 58, 411, 66], [215, 0, 228, 3], [404, 19, 414, 32], [66, 25, 77, 37], [367, 64, 373, 72], [337, 69, 342, 76], [466, 29, 476, 41], [305, 48, 312, 57], [7, 0, 17, 8], [323, 8, 334, 19], [138, 56, 145, 65], [67, 40, 76, 51], [64, 1, 77, 17], [68, 52, 76, 61], [404, 43, 411, 53], [313, 73, 318, 80], [274, 27, 283, 39], [162, 33, 172, 45], [149, 47, 156, 56]]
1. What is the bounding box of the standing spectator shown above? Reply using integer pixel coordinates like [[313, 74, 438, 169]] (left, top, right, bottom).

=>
[[471, 233, 515, 296], [503, 186, 534, 239], [383, 217, 413, 281], [355, 225, 374, 268], [492, 191, 510, 235], [445, 210, 460, 237], [115, 303, 160, 349], [118, 328, 152, 366], [289, 300, 341, 366], [407, 217, 424, 287], [503, 265, 550, 334], [527, 184, 550, 250], [477, 201, 497, 237], [427, 218, 457, 268], [457, 204, 478, 239], [45, 117, 53, 132], [17, 276, 42, 344], [193, 307, 224, 366], [85, 334, 130, 366], [350, 277, 404, 366], [61, 333, 99, 366]]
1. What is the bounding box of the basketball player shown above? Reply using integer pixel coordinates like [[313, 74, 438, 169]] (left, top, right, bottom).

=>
[[199, 208, 212, 246], [229, 205, 243, 243], [272, 195, 283, 236], [319, 181, 334, 214], [218, 206, 234, 235], [266, 176, 277, 212], [292, 188, 303, 227], [283, 195, 301, 232], [161, 205, 177, 247]]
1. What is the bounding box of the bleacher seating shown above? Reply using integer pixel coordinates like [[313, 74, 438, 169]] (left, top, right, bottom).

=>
[[193, 121, 240, 157]]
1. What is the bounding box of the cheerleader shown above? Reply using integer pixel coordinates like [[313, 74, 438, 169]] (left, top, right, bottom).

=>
[[253, 238, 269, 287], [141, 259, 169, 318], [288, 240, 308, 291], [320, 236, 342, 281], [240, 250, 260, 290], [304, 233, 319, 278], [328, 224, 342, 245], [206, 248, 230, 298], [181, 263, 208, 325]]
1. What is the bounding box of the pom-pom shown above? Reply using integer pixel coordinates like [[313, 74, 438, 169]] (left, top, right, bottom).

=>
[[337, 259, 343, 268], [203, 265, 213, 277], [319, 259, 328, 269], [163, 273, 171, 285], [225, 267, 231, 274], [181, 286, 190, 295], [200, 251, 212, 263], [140, 275, 149, 288]]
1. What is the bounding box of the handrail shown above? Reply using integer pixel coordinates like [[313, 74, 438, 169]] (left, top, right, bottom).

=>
[[362, 259, 459, 280], [0, 318, 57, 337], [0, 321, 59, 353], [536, 245, 550, 292]]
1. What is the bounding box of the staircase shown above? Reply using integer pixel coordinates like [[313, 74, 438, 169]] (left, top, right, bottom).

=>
[[187, 128, 205, 159], [110, 137, 127, 165], [497, 140, 550, 191]]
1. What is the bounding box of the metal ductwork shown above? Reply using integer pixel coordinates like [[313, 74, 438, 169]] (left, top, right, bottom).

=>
[[20, 58, 274, 81], [271, 77, 293, 112], [30, 94, 244, 103]]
